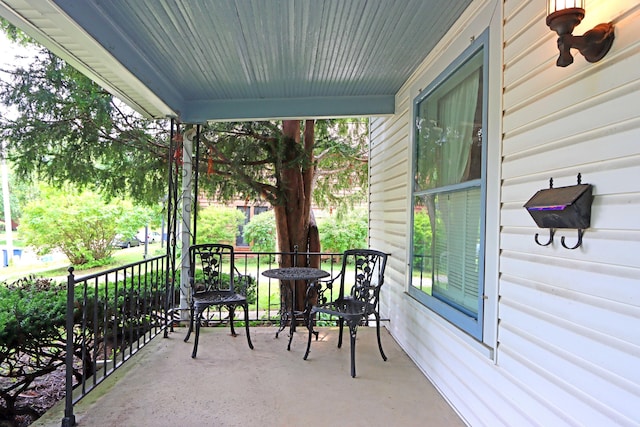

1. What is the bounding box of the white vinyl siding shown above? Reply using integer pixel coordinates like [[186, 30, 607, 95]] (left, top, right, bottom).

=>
[[370, 0, 640, 425], [498, 0, 640, 424]]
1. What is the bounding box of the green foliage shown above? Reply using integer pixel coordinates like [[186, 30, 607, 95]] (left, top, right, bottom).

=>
[[195, 206, 245, 245], [312, 119, 370, 210], [243, 210, 276, 253], [0, 19, 32, 44], [19, 186, 151, 264], [318, 208, 368, 254], [0, 277, 67, 422], [0, 162, 38, 223], [73, 272, 169, 336], [236, 274, 257, 305], [0, 271, 168, 423], [412, 208, 446, 274], [195, 119, 369, 211], [0, 24, 169, 206], [413, 210, 434, 257], [1, 23, 370, 252], [412, 210, 433, 274], [0, 277, 66, 350], [76, 256, 115, 270]]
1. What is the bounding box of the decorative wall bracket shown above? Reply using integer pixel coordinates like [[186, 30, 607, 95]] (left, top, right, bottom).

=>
[[534, 228, 555, 247], [524, 174, 593, 250]]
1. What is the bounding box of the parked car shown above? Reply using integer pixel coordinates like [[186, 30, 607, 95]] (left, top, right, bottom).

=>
[[136, 231, 161, 244], [112, 235, 142, 248]]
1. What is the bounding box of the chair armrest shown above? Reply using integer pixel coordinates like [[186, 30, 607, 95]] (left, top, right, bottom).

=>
[[233, 267, 256, 303], [316, 272, 344, 305]]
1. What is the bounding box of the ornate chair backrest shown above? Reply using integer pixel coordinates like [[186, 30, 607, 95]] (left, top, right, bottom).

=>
[[339, 249, 387, 313], [189, 243, 235, 293]]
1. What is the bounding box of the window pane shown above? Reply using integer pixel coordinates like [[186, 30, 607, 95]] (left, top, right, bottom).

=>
[[432, 189, 481, 318], [415, 50, 483, 192], [412, 189, 481, 318], [410, 39, 486, 339], [412, 195, 435, 294]]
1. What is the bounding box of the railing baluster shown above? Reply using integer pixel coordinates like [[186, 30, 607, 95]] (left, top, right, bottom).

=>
[[93, 276, 100, 385], [62, 268, 76, 427], [80, 280, 88, 395]]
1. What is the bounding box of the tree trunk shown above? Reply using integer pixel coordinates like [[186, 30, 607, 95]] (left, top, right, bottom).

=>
[[273, 119, 318, 312]]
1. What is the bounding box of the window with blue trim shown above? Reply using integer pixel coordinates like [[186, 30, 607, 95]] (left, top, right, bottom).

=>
[[410, 34, 487, 340]]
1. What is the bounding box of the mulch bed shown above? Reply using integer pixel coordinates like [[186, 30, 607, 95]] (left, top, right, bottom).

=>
[[0, 365, 66, 427]]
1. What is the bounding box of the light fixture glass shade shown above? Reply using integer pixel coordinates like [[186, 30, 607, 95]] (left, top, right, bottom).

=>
[[547, 0, 585, 15]]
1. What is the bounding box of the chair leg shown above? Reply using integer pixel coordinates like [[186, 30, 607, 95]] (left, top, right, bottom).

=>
[[375, 313, 387, 361], [303, 311, 314, 360], [349, 321, 358, 378], [337, 317, 344, 349], [228, 306, 238, 337], [243, 303, 254, 349], [192, 309, 202, 358], [184, 305, 195, 342], [374, 313, 387, 362]]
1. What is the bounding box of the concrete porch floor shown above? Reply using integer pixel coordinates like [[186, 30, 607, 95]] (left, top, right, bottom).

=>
[[34, 326, 466, 427]]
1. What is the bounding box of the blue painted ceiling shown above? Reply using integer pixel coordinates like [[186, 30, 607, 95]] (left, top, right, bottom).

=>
[[0, 0, 472, 122]]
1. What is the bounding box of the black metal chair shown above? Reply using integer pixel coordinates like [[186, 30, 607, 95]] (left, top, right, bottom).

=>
[[304, 249, 388, 377], [184, 243, 253, 358]]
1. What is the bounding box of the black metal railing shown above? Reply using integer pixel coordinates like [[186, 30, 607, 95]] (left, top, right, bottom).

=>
[[61, 249, 352, 426], [62, 255, 170, 427]]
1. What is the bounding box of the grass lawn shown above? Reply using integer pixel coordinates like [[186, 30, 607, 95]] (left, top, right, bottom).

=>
[[0, 238, 25, 247], [0, 243, 166, 283]]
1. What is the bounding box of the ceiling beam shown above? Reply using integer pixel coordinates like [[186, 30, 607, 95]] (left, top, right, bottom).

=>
[[182, 95, 395, 123]]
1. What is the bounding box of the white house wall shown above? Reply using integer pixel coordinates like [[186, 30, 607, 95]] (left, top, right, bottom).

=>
[[369, 0, 640, 426]]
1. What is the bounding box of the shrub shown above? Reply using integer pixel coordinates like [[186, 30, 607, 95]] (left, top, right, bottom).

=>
[[413, 210, 433, 257], [243, 210, 276, 253], [318, 208, 368, 254], [0, 277, 67, 423], [412, 209, 445, 273], [0, 272, 169, 424], [195, 206, 245, 244], [20, 186, 152, 265]]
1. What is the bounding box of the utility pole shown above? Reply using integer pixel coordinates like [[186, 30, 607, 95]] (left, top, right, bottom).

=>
[[1, 140, 13, 267]]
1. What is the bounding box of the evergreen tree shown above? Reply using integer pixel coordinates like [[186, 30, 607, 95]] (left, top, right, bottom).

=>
[[1, 25, 369, 306]]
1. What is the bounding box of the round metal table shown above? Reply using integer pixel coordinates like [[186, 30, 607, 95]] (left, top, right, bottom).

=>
[[262, 267, 329, 350]]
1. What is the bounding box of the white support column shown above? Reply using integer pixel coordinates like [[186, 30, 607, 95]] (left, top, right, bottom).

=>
[[180, 128, 196, 319]]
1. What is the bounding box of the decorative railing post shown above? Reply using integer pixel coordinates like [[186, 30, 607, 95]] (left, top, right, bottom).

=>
[[164, 275, 173, 338], [61, 267, 76, 427]]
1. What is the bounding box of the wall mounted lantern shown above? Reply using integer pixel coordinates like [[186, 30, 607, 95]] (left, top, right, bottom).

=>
[[546, 0, 615, 67]]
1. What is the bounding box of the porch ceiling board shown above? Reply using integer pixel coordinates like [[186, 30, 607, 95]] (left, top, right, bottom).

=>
[[0, 0, 472, 122]]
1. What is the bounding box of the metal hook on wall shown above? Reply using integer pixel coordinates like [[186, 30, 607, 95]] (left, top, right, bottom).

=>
[[534, 228, 555, 247], [560, 229, 584, 250]]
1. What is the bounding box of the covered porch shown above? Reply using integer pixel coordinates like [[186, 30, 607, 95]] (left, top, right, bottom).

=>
[[33, 327, 465, 427], [4, 1, 638, 425]]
